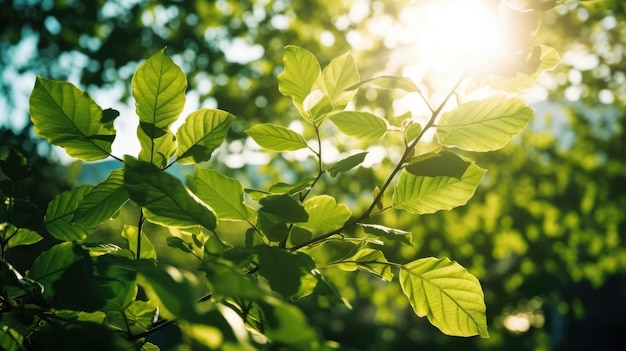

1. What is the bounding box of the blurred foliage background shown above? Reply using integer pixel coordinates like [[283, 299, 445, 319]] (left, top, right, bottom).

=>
[[2, 0, 626, 350]]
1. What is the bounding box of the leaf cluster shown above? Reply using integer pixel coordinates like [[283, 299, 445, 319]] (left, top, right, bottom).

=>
[[1, 39, 558, 350]]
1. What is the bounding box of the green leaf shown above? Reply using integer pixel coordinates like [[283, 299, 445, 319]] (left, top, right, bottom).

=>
[[302, 89, 333, 122], [296, 195, 351, 235], [329, 111, 388, 142], [436, 96, 534, 152], [256, 245, 315, 298], [73, 169, 128, 227], [166, 236, 194, 253], [137, 127, 177, 168], [132, 47, 186, 131], [101, 108, 120, 123], [257, 212, 289, 242], [121, 225, 157, 260], [259, 194, 308, 223], [141, 342, 160, 351], [315, 51, 360, 109], [0, 326, 23, 351], [405, 151, 471, 179], [28, 243, 107, 311], [123, 300, 157, 335], [405, 122, 423, 142], [278, 46, 321, 118], [29, 76, 116, 161], [187, 168, 249, 221], [124, 156, 216, 230], [393, 163, 486, 214], [326, 152, 368, 178], [0, 146, 31, 181], [268, 177, 316, 195], [246, 124, 308, 151], [350, 75, 421, 93], [358, 223, 412, 246], [203, 260, 267, 300], [337, 248, 394, 281], [176, 108, 235, 164], [399, 257, 489, 338], [4, 225, 43, 250], [99, 264, 137, 313], [45, 185, 94, 241], [258, 298, 319, 349], [139, 266, 200, 322]]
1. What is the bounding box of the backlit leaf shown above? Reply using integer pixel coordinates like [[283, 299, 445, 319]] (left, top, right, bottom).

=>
[[124, 157, 216, 230], [246, 123, 308, 151], [358, 223, 412, 246], [132, 48, 186, 130], [137, 127, 177, 168], [399, 257, 489, 337], [45, 185, 94, 241], [329, 111, 388, 142], [121, 225, 157, 260], [4, 225, 42, 250], [316, 52, 360, 109], [139, 266, 200, 321], [350, 75, 421, 93], [187, 168, 248, 221], [296, 195, 351, 235], [176, 108, 235, 164], [73, 169, 128, 227], [278, 46, 321, 118], [29, 76, 116, 161], [393, 163, 486, 214], [437, 96, 534, 152], [337, 249, 394, 281]]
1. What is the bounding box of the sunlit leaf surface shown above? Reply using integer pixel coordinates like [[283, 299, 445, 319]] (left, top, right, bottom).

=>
[[400, 257, 489, 337]]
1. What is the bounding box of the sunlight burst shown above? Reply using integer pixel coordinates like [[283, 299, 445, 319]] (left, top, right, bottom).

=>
[[397, 0, 512, 81]]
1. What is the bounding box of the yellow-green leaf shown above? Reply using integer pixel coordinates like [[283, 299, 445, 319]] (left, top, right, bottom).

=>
[[315, 51, 360, 109], [392, 163, 486, 214], [437, 96, 534, 152], [400, 257, 489, 337], [296, 195, 351, 235], [246, 123, 308, 151], [329, 111, 388, 142], [278, 46, 321, 118]]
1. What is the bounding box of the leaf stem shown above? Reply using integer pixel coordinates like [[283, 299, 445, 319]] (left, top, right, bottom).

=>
[[289, 75, 466, 252], [137, 210, 145, 260]]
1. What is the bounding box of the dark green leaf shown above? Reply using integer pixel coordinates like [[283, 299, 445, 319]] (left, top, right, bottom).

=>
[[101, 108, 120, 123], [124, 156, 216, 230], [256, 245, 315, 298], [166, 236, 194, 253], [326, 152, 368, 178], [258, 298, 318, 348], [0, 146, 31, 181], [257, 211, 289, 242], [405, 151, 471, 179], [259, 194, 308, 223], [203, 260, 267, 300], [139, 266, 200, 322]]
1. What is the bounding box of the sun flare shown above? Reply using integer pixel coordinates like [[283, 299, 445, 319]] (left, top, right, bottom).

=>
[[397, 0, 513, 81]]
